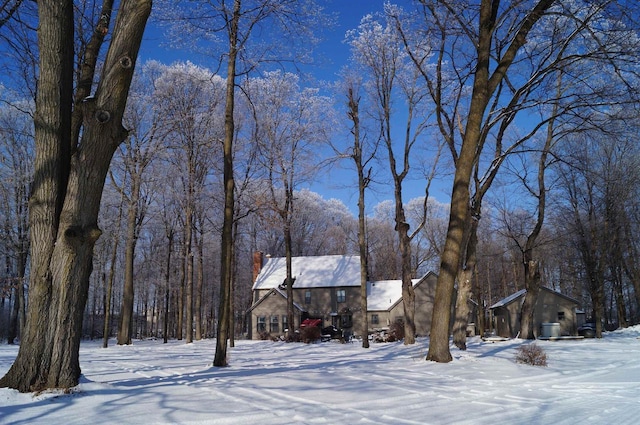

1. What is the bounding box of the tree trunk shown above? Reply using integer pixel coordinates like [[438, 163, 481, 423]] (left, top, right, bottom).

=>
[[102, 230, 119, 348], [7, 280, 22, 344], [103, 187, 124, 348], [347, 87, 370, 349], [519, 259, 541, 339], [0, 0, 151, 392], [229, 218, 238, 347], [453, 216, 478, 350], [214, 0, 240, 368], [399, 227, 416, 345], [185, 208, 194, 344], [176, 239, 185, 340], [285, 216, 294, 338], [195, 228, 204, 341], [117, 176, 141, 345], [427, 0, 554, 362], [7, 226, 27, 345], [163, 230, 172, 344], [427, 98, 480, 362]]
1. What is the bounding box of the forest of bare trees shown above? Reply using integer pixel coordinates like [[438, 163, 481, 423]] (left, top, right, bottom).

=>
[[1, 0, 640, 391]]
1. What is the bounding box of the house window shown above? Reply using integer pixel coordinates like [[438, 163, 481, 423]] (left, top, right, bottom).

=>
[[337, 289, 346, 303], [282, 315, 288, 332], [305, 290, 311, 304], [558, 311, 565, 321], [270, 316, 279, 333], [371, 314, 379, 325], [257, 316, 266, 333]]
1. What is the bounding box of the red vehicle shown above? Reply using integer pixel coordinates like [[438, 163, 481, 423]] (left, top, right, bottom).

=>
[[300, 318, 322, 328]]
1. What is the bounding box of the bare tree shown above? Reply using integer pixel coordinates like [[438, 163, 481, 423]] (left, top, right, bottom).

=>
[[0, 0, 151, 392], [392, 0, 640, 361], [0, 102, 32, 345], [345, 80, 377, 348], [248, 71, 333, 338], [113, 63, 164, 345], [347, 7, 439, 344], [158, 0, 329, 365], [153, 62, 224, 344]]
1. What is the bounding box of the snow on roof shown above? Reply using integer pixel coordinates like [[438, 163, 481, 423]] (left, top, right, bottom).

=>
[[247, 287, 305, 312], [489, 287, 580, 309], [252, 255, 361, 290], [367, 278, 420, 311], [489, 289, 526, 309]]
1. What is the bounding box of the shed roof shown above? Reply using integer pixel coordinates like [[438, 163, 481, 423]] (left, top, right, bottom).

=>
[[489, 289, 527, 309], [252, 254, 361, 290], [489, 287, 579, 309]]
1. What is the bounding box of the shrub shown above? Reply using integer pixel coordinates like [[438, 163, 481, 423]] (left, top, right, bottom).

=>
[[285, 331, 301, 343], [300, 326, 321, 343], [258, 331, 271, 341], [515, 343, 548, 366], [387, 321, 405, 342]]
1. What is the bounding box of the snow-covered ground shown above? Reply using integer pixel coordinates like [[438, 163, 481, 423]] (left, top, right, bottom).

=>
[[1, 327, 639, 424]]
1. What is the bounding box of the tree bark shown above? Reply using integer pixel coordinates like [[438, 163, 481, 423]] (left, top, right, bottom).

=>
[[453, 215, 477, 350], [0, 0, 151, 392], [519, 260, 541, 339]]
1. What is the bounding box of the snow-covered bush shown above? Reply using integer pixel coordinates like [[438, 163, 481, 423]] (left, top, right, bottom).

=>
[[515, 343, 548, 366]]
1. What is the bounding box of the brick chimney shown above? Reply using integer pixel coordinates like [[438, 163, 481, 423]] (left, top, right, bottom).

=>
[[252, 251, 264, 283]]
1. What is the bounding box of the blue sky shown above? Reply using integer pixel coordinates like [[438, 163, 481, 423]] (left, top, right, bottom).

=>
[[138, 1, 445, 215]]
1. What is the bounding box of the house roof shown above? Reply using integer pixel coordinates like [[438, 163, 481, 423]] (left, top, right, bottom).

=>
[[252, 254, 361, 290], [247, 287, 305, 313], [489, 287, 579, 309], [366, 276, 422, 311]]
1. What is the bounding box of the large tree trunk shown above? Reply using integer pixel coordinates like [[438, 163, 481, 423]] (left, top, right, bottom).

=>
[[427, 87, 482, 362], [519, 260, 541, 339], [0, 0, 151, 392], [453, 216, 478, 350], [427, 0, 554, 363]]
